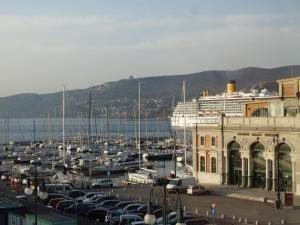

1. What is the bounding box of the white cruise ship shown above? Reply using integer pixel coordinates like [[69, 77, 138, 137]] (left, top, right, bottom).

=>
[[171, 80, 278, 128]]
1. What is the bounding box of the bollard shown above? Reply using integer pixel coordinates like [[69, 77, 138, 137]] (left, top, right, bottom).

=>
[[238, 217, 242, 222], [232, 216, 236, 220], [195, 209, 198, 214], [268, 222, 272, 225], [139, 197, 142, 202], [117, 194, 120, 198], [244, 218, 248, 224], [111, 189, 114, 193], [206, 211, 209, 215], [281, 219, 285, 224], [183, 206, 186, 211], [221, 214, 224, 219], [255, 220, 259, 225]]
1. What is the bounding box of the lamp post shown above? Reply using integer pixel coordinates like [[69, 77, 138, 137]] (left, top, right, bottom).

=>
[[24, 164, 48, 225], [144, 182, 186, 225], [273, 134, 281, 209]]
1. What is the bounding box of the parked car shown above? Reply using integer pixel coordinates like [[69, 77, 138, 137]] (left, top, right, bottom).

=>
[[86, 208, 108, 221], [75, 203, 97, 216], [129, 204, 161, 217], [69, 190, 86, 198], [92, 179, 113, 188], [64, 204, 77, 214], [76, 192, 104, 203], [83, 193, 106, 203], [131, 222, 148, 225], [110, 201, 136, 211], [187, 185, 209, 195], [45, 183, 73, 193], [166, 177, 197, 193], [56, 200, 76, 211], [105, 209, 125, 224], [153, 208, 173, 219], [122, 204, 144, 214], [93, 195, 118, 204], [48, 198, 66, 208], [119, 214, 143, 225], [43, 193, 66, 205], [156, 212, 177, 224], [97, 200, 120, 209]]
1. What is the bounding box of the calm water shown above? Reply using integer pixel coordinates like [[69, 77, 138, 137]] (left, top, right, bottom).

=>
[[0, 118, 191, 144]]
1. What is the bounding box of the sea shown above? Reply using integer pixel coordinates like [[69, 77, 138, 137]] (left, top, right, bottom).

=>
[[0, 118, 191, 145]]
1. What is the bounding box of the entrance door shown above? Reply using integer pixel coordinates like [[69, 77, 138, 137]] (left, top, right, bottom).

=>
[[228, 141, 241, 185], [251, 142, 266, 188]]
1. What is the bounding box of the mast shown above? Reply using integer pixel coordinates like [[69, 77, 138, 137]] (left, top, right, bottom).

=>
[[62, 85, 65, 166], [88, 91, 91, 147], [138, 82, 141, 172], [106, 106, 109, 142], [183, 80, 187, 166]]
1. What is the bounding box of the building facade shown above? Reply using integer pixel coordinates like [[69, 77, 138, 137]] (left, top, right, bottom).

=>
[[192, 76, 300, 196]]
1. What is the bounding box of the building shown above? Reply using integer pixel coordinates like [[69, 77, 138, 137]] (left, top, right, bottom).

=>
[[192, 76, 300, 196]]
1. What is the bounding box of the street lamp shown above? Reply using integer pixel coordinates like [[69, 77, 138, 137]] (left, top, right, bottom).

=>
[[144, 182, 186, 225], [24, 164, 48, 225], [273, 134, 281, 209]]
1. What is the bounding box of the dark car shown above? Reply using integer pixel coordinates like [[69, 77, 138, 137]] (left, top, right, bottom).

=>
[[129, 204, 161, 217], [93, 195, 118, 204], [153, 208, 173, 219], [105, 209, 125, 225], [75, 203, 96, 216], [86, 208, 108, 221], [98, 200, 120, 209], [56, 200, 76, 211], [110, 201, 136, 211], [64, 204, 77, 214], [69, 190, 86, 198]]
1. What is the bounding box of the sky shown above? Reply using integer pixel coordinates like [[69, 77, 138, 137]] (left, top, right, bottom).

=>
[[0, 0, 299, 97]]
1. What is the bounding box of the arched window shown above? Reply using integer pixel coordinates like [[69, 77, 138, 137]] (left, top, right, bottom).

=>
[[200, 156, 205, 172], [252, 108, 268, 117], [211, 157, 217, 173]]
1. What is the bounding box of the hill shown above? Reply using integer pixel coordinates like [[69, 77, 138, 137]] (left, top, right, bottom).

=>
[[0, 65, 300, 118]]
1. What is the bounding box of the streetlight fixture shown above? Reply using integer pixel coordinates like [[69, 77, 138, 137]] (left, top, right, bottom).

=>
[[273, 134, 281, 209], [24, 164, 48, 225], [144, 183, 186, 225]]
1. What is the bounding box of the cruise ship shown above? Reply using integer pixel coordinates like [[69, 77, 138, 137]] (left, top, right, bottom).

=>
[[171, 80, 278, 128]]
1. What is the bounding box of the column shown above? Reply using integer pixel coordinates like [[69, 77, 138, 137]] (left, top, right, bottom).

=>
[[241, 158, 245, 187], [265, 159, 269, 190], [272, 159, 276, 191], [292, 160, 296, 193], [224, 151, 229, 185], [247, 157, 251, 187]]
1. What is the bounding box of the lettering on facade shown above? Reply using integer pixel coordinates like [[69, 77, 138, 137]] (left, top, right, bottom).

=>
[[252, 133, 262, 136], [237, 133, 249, 136], [265, 133, 277, 137]]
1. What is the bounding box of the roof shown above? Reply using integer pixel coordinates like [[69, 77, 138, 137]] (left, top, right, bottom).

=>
[[277, 75, 300, 82], [0, 196, 23, 209]]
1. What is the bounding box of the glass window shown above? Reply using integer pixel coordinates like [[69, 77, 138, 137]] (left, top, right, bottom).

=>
[[211, 157, 217, 173], [200, 136, 205, 145], [200, 156, 205, 172], [211, 137, 216, 146]]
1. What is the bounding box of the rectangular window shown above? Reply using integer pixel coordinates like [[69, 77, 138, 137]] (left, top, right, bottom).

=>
[[211, 136, 216, 146], [200, 136, 204, 145]]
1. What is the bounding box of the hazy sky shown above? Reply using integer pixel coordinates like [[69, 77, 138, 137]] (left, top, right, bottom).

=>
[[0, 0, 299, 97]]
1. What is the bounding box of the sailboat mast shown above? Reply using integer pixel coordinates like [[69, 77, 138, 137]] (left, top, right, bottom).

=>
[[138, 82, 141, 172], [62, 85, 65, 166], [88, 91, 92, 146], [183, 81, 187, 165]]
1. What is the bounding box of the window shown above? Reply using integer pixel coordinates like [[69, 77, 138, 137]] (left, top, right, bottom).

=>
[[200, 136, 205, 145], [211, 136, 216, 146], [211, 157, 217, 173], [200, 156, 205, 172]]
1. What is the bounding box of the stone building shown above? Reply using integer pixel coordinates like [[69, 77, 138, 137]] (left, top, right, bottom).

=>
[[192, 76, 300, 196]]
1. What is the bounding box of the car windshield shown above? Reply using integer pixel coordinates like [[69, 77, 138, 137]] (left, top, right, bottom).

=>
[[169, 180, 180, 185]]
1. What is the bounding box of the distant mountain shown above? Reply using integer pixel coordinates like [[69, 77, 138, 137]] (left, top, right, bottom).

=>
[[0, 65, 300, 118]]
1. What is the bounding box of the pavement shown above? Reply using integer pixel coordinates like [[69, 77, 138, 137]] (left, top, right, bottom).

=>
[[203, 184, 300, 207]]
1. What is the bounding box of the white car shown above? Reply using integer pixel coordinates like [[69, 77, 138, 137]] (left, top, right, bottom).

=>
[[187, 185, 209, 195], [92, 179, 113, 188]]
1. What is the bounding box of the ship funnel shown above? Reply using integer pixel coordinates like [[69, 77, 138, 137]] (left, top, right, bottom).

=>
[[227, 80, 236, 95], [202, 89, 209, 97]]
